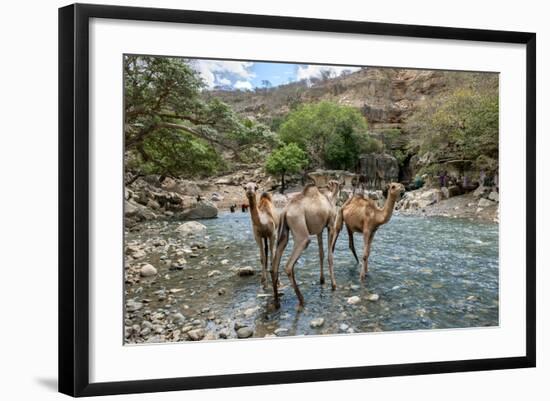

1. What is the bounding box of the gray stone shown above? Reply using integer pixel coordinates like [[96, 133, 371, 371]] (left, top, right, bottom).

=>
[[367, 294, 380, 302], [488, 191, 499, 202], [236, 327, 254, 339], [309, 318, 325, 328], [176, 221, 207, 237], [347, 296, 361, 305], [274, 328, 289, 336], [478, 198, 496, 208], [139, 263, 157, 277], [237, 266, 255, 276], [187, 328, 205, 341]]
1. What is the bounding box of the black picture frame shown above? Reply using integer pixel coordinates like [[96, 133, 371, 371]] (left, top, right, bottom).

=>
[[58, 3, 536, 397]]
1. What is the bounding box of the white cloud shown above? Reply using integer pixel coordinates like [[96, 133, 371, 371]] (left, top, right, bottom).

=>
[[296, 65, 361, 82], [234, 80, 253, 91], [216, 76, 231, 86], [191, 60, 255, 88]]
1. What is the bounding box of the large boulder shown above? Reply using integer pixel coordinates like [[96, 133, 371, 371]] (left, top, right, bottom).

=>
[[176, 221, 207, 236], [179, 201, 218, 220]]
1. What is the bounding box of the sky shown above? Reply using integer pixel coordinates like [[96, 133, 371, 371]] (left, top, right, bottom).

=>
[[189, 59, 362, 90]]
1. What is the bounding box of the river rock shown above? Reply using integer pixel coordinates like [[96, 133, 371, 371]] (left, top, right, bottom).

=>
[[211, 192, 224, 202], [478, 198, 496, 208], [236, 327, 254, 338], [274, 328, 289, 336], [187, 328, 205, 341], [180, 201, 218, 220], [208, 270, 221, 277], [473, 185, 490, 198], [176, 221, 207, 237], [126, 300, 143, 312], [237, 266, 255, 276], [441, 185, 462, 199], [488, 191, 499, 202], [367, 294, 380, 302], [309, 318, 325, 328], [347, 296, 361, 305], [172, 313, 186, 324], [218, 329, 230, 339], [139, 263, 157, 277]]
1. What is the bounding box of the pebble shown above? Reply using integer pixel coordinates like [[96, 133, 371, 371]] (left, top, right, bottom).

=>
[[274, 328, 289, 336], [367, 294, 380, 302], [339, 323, 350, 332], [244, 307, 259, 317], [218, 329, 230, 339], [431, 283, 444, 289], [218, 288, 226, 296], [237, 266, 255, 276], [208, 270, 221, 277], [310, 318, 325, 328], [221, 259, 229, 265], [172, 313, 185, 324], [126, 300, 143, 312], [236, 327, 254, 338], [139, 263, 157, 277], [347, 296, 361, 305], [187, 328, 205, 341]]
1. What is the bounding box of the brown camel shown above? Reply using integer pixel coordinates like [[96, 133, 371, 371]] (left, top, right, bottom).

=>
[[243, 183, 279, 289], [332, 182, 405, 281], [271, 180, 341, 308]]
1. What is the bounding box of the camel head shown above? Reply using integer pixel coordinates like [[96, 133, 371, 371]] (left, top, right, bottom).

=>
[[327, 180, 342, 194], [243, 182, 259, 198], [387, 182, 406, 199]]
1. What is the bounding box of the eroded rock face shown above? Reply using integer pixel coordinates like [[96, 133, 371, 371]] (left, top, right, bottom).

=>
[[357, 153, 399, 190]]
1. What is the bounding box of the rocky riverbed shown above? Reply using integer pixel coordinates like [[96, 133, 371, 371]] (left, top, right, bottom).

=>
[[124, 211, 499, 344]]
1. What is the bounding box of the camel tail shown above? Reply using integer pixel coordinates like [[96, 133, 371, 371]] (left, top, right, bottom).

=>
[[277, 210, 289, 246]]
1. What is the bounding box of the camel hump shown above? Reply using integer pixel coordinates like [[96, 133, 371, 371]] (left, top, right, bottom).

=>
[[260, 192, 272, 201], [302, 183, 319, 196]]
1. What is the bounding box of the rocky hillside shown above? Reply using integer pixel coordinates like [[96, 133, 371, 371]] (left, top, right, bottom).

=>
[[206, 67, 447, 134]]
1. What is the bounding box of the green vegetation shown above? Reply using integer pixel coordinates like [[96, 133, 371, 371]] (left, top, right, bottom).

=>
[[265, 143, 308, 193], [406, 74, 499, 174], [278, 101, 376, 170], [124, 56, 273, 178]]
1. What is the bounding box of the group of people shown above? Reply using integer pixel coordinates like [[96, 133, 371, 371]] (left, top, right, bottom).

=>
[[229, 203, 249, 213]]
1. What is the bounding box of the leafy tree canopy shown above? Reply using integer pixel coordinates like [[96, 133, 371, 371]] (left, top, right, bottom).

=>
[[265, 143, 308, 193], [278, 101, 375, 170], [406, 74, 499, 173], [124, 55, 274, 178]]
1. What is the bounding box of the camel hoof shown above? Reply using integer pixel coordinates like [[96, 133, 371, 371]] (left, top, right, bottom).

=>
[[331, 284, 336, 291], [320, 277, 325, 285]]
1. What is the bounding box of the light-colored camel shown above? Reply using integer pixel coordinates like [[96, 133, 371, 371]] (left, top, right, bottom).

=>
[[243, 183, 279, 289], [271, 180, 341, 308], [332, 182, 405, 281]]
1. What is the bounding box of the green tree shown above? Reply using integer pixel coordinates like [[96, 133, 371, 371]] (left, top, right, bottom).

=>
[[406, 73, 499, 174], [278, 101, 372, 170], [265, 143, 308, 193], [124, 55, 273, 179]]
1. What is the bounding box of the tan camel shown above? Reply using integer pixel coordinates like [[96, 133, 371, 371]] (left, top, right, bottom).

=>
[[332, 182, 405, 281], [243, 183, 279, 290], [271, 180, 341, 308]]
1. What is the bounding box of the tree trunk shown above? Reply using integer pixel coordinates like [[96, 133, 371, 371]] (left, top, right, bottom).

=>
[[280, 172, 286, 194]]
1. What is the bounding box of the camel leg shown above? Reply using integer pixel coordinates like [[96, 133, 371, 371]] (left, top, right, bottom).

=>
[[360, 230, 372, 282], [317, 233, 325, 285], [347, 225, 359, 263], [285, 234, 310, 308], [271, 230, 288, 308], [254, 233, 268, 289], [268, 233, 277, 288], [327, 227, 337, 290]]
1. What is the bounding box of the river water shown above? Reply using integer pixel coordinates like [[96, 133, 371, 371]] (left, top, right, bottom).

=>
[[125, 212, 499, 342]]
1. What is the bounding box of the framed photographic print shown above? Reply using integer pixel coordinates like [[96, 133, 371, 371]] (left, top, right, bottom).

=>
[[58, 3, 536, 397]]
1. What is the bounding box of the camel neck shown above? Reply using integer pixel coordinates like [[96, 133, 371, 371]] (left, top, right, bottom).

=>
[[247, 194, 261, 226], [380, 193, 397, 223]]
